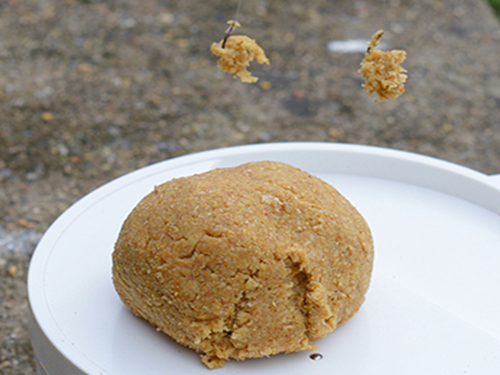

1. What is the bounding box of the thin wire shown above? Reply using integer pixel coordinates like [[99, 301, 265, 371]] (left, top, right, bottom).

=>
[[383, 0, 387, 26], [234, 0, 243, 22], [222, 0, 243, 48]]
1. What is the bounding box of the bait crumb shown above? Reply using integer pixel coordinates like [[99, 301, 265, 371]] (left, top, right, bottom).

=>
[[211, 21, 269, 83], [358, 30, 407, 102]]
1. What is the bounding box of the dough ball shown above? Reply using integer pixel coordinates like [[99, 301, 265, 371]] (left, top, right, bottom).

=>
[[112, 161, 373, 368]]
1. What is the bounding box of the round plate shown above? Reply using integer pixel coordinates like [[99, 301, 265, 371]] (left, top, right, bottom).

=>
[[28, 143, 500, 374]]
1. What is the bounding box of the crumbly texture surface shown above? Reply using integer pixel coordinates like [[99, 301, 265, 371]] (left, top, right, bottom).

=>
[[211, 35, 270, 83], [112, 161, 374, 369], [359, 30, 408, 102]]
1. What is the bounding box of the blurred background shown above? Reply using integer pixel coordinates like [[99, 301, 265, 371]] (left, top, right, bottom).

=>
[[490, 0, 500, 17], [1, 0, 499, 373]]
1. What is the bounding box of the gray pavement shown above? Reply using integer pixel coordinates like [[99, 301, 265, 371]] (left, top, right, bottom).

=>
[[1, 0, 500, 373]]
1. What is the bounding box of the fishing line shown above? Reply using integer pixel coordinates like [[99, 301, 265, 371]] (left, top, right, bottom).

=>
[[234, 0, 243, 23], [222, 0, 244, 48], [383, 0, 387, 27]]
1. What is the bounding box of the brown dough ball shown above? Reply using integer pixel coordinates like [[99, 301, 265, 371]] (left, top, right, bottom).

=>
[[112, 161, 373, 368]]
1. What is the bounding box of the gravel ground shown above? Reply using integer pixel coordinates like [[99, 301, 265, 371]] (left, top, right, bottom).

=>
[[1, 0, 500, 373], [0, 229, 41, 374]]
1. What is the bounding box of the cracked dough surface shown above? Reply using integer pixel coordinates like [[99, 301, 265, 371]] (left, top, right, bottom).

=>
[[112, 161, 373, 368]]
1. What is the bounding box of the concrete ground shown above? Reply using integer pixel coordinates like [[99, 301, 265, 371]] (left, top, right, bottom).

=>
[[1, 0, 499, 373]]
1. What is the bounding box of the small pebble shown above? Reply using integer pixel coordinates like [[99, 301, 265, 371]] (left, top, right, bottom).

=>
[[41, 112, 54, 122], [77, 63, 92, 74], [158, 12, 175, 24], [7, 265, 17, 277], [259, 80, 272, 90]]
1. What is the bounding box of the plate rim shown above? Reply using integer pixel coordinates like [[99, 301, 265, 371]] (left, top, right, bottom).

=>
[[27, 142, 500, 374]]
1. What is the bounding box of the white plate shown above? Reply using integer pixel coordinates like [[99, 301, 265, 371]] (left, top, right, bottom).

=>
[[28, 143, 500, 375]]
